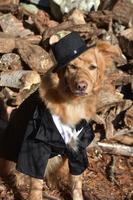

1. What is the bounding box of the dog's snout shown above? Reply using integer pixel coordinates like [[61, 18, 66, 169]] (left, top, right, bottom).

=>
[[76, 81, 88, 91]]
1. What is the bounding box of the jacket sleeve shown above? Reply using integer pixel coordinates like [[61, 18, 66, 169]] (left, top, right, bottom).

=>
[[68, 148, 88, 175], [16, 104, 52, 179]]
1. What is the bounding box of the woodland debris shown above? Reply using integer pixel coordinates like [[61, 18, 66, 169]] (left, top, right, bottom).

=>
[[112, 0, 133, 26], [19, 4, 58, 35], [93, 97, 132, 146], [0, 0, 19, 5], [16, 35, 42, 44], [112, 133, 133, 146], [96, 99, 132, 138], [96, 90, 124, 113], [118, 62, 133, 75], [0, 53, 22, 71], [87, 10, 113, 28], [1, 86, 34, 108], [118, 28, 133, 58], [0, 33, 15, 53], [0, 4, 18, 14], [33, 9, 59, 35], [0, 0, 19, 13], [2, 87, 17, 101], [16, 40, 54, 74], [35, 9, 59, 29], [0, 70, 40, 89], [99, 0, 118, 10], [14, 84, 39, 106], [105, 100, 132, 140], [96, 68, 132, 112], [0, 13, 33, 37], [124, 105, 133, 128], [63, 9, 86, 25], [101, 128, 133, 146], [105, 70, 131, 86]]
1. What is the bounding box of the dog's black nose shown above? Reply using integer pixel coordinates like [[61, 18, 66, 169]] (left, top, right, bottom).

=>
[[77, 81, 87, 91]]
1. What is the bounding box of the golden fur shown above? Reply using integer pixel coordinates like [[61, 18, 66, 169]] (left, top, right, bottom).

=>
[[39, 41, 121, 125], [0, 40, 122, 200]]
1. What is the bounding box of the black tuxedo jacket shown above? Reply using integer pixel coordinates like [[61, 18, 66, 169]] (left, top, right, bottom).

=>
[[0, 91, 94, 179]]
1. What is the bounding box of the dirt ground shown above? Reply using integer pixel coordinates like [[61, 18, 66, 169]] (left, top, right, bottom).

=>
[[0, 149, 132, 200]]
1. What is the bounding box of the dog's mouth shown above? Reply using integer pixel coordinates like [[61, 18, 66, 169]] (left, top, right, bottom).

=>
[[65, 85, 88, 96], [74, 90, 88, 96]]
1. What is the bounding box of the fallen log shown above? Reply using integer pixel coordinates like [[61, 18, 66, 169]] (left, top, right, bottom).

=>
[[96, 142, 133, 157]]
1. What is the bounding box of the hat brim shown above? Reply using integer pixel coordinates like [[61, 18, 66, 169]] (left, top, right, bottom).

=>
[[52, 44, 95, 73]]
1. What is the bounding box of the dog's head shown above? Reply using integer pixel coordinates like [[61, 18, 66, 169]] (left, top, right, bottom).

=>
[[54, 40, 122, 98], [41, 32, 123, 104], [40, 35, 123, 123]]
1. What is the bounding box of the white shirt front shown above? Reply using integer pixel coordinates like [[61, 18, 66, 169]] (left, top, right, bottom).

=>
[[52, 114, 83, 146]]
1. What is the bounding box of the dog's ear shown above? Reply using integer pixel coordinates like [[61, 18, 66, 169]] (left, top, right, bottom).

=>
[[96, 41, 126, 67]]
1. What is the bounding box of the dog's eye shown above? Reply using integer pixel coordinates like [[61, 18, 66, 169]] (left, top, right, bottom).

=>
[[69, 64, 77, 70], [89, 64, 97, 70]]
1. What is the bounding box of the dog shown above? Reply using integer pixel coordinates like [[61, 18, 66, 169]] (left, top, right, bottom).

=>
[[0, 32, 122, 200]]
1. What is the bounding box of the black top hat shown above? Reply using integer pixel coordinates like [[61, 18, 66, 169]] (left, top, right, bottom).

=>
[[51, 32, 88, 72]]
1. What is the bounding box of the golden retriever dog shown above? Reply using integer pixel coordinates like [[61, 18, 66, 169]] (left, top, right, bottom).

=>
[[0, 32, 122, 200]]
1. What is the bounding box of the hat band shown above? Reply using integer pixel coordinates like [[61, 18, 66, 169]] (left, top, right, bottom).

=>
[[57, 45, 87, 67]]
